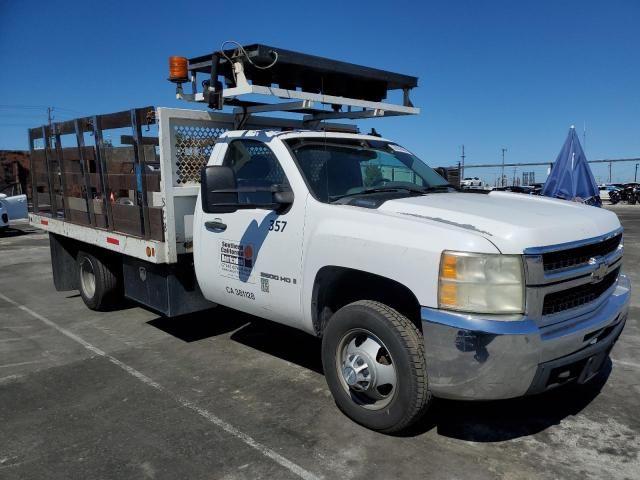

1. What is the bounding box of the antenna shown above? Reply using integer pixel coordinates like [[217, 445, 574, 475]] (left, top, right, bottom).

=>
[[501, 147, 507, 187]]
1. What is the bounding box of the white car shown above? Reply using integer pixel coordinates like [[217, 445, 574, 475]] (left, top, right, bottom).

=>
[[0, 198, 8, 230], [598, 185, 621, 201], [460, 177, 483, 188], [0, 193, 28, 231]]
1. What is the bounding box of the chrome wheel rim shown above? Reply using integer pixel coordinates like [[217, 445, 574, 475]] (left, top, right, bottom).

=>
[[335, 328, 397, 410], [79, 257, 96, 299]]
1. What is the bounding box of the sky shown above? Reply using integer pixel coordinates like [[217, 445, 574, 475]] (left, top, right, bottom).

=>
[[1, 0, 638, 184]]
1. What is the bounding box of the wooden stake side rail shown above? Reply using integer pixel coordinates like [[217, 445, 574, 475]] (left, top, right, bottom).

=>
[[27, 107, 163, 241]]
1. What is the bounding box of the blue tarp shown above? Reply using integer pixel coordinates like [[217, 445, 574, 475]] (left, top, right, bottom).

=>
[[542, 127, 600, 206]]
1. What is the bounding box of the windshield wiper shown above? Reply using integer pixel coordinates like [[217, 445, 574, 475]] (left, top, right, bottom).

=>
[[330, 186, 428, 202]]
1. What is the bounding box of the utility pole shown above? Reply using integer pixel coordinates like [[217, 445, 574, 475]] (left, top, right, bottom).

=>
[[635, 163, 639, 182], [501, 148, 507, 187], [460, 145, 466, 181], [609, 161, 612, 183], [47, 107, 54, 146]]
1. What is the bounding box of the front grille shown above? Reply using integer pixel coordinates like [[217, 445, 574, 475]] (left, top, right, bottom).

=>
[[542, 233, 622, 271], [542, 267, 620, 315]]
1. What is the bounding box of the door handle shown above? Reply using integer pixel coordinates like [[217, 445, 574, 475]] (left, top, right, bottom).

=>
[[205, 220, 227, 232]]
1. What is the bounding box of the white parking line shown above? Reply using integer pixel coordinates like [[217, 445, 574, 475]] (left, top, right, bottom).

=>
[[0, 337, 40, 343], [0, 293, 321, 480], [0, 360, 45, 369], [0, 374, 24, 384], [612, 358, 640, 369]]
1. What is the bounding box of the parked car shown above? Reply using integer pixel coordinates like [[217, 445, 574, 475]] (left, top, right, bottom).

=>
[[598, 185, 621, 202], [0, 198, 8, 231], [623, 184, 639, 205], [460, 177, 483, 188], [0, 193, 28, 231], [0, 193, 28, 226], [609, 189, 621, 205]]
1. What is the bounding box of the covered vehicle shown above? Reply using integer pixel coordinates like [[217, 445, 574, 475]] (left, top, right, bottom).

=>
[[542, 127, 600, 206]]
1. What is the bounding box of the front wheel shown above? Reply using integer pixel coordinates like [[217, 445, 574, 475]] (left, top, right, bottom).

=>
[[321, 300, 432, 433]]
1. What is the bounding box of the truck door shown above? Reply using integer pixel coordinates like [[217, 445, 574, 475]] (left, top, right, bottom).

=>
[[195, 138, 305, 328]]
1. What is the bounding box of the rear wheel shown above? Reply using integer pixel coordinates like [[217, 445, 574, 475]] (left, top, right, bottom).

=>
[[321, 300, 432, 433], [77, 251, 121, 311]]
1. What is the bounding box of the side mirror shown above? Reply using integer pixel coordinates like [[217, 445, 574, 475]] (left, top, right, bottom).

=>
[[201, 165, 239, 214], [273, 189, 294, 208], [201, 165, 294, 214]]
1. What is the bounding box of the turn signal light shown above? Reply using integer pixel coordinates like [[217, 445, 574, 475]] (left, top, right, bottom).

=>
[[439, 283, 458, 305], [441, 254, 457, 279], [168, 56, 188, 83]]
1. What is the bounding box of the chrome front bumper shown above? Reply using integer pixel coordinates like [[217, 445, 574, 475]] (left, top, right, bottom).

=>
[[421, 273, 630, 400]]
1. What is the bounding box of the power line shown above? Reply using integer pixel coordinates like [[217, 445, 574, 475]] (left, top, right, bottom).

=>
[[459, 157, 640, 169], [0, 104, 49, 109], [0, 113, 47, 118], [0, 104, 89, 115]]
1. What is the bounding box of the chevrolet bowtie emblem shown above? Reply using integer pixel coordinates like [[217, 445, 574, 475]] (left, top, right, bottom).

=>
[[589, 257, 608, 283]]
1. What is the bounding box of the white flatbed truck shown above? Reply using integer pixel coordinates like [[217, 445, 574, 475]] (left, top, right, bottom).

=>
[[28, 44, 630, 433]]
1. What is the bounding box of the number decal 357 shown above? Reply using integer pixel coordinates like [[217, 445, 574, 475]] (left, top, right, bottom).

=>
[[269, 220, 287, 232]]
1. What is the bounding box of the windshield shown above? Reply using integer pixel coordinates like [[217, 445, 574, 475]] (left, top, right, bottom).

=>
[[285, 138, 451, 203]]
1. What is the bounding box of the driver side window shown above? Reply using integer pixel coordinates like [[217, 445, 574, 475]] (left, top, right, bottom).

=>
[[222, 140, 289, 204]]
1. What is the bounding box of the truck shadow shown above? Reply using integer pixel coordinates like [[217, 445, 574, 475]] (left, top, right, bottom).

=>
[[146, 306, 323, 372], [404, 360, 612, 441], [147, 308, 251, 343], [146, 306, 610, 441], [0, 226, 33, 238], [229, 318, 324, 374]]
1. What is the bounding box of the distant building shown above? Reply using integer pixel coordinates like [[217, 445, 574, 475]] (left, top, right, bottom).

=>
[[0, 150, 30, 196]]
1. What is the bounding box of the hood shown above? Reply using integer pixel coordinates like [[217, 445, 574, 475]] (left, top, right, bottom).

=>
[[378, 191, 621, 254]]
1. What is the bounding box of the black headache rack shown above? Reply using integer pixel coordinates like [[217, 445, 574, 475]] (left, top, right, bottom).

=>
[[188, 44, 418, 101], [170, 43, 420, 124]]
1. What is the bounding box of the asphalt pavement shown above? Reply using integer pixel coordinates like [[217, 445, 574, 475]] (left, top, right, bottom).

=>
[[0, 205, 638, 479]]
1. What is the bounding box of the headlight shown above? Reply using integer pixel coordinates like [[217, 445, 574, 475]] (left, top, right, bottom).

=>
[[438, 251, 525, 314]]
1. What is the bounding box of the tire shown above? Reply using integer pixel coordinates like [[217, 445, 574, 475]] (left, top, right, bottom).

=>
[[77, 251, 121, 311], [321, 300, 432, 433]]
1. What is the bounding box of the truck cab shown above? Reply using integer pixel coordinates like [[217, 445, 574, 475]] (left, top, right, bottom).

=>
[[196, 128, 629, 431], [195, 130, 456, 332]]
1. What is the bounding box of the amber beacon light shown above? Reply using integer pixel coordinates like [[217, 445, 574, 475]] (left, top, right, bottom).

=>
[[168, 56, 189, 83]]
